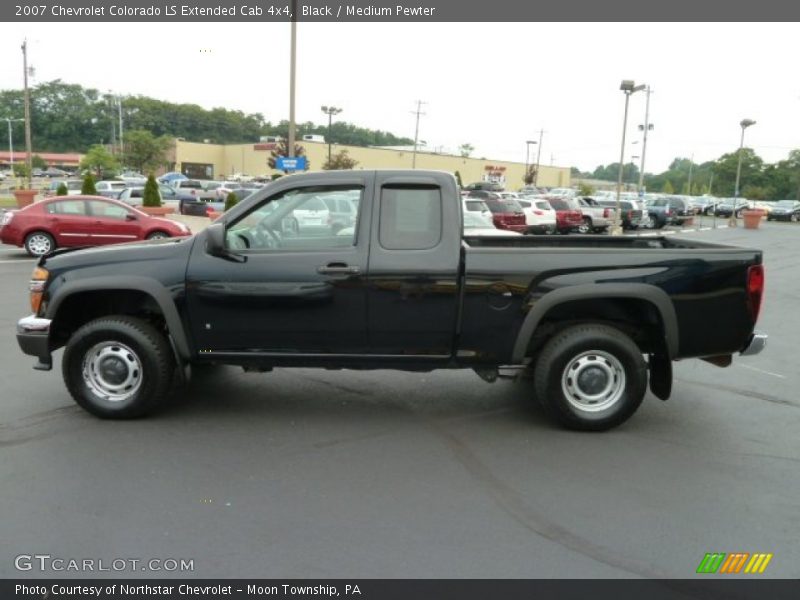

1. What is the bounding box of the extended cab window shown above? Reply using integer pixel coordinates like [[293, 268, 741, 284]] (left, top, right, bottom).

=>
[[225, 186, 363, 251], [379, 186, 442, 250]]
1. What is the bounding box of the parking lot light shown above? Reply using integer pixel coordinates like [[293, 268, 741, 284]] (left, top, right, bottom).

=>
[[731, 119, 756, 228], [611, 80, 646, 236]]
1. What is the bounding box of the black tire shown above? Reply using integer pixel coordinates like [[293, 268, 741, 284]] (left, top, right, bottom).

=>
[[62, 316, 175, 419], [24, 231, 56, 257], [533, 324, 647, 431], [146, 230, 170, 240], [577, 217, 592, 234]]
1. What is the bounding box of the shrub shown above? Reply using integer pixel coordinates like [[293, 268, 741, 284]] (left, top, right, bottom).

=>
[[224, 192, 239, 211], [142, 174, 161, 207], [56, 182, 68, 196], [81, 173, 97, 195]]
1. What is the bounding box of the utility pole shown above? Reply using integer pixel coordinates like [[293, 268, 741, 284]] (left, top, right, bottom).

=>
[[411, 100, 426, 169], [287, 0, 297, 159], [22, 39, 33, 189], [533, 128, 545, 185], [637, 86, 653, 194], [686, 153, 694, 195], [118, 96, 124, 163]]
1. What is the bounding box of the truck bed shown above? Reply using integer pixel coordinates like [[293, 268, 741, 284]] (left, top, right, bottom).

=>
[[463, 234, 741, 251]]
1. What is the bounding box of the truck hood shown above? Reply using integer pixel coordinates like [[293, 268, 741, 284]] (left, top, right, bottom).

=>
[[39, 235, 197, 273]]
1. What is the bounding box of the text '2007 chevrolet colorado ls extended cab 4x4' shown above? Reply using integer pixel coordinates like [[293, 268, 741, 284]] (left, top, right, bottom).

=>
[[16, 170, 767, 430]]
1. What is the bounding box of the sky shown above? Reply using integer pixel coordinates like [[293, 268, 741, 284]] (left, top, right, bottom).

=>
[[0, 21, 798, 174]]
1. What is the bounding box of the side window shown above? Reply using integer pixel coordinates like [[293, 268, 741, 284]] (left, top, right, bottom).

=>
[[88, 200, 131, 220], [46, 200, 86, 216], [225, 186, 364, 252], [379, 186, 442, 251]]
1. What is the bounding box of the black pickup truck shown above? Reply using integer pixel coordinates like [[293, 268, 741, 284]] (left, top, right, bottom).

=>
[[16, 170, 767, 430]]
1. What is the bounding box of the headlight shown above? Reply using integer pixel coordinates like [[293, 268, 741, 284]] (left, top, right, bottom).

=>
[[29, 266, 49, 314]]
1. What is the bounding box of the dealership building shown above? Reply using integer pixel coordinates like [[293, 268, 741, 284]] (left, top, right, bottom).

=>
[[170, 139, 571, 189]]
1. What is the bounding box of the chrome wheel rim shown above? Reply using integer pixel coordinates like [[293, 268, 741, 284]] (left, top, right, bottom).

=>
[[561, 350, 626, 413], [148, 232, 168, 239], [82, 341, 143, 403], [27, 234, 52, 256]]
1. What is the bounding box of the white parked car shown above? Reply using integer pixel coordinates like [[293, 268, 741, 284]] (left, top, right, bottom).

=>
[[463, 197, 492, 220], [95, 180, 128, 198], [285, 195, 330, 234], [518, 198, 557, 234]]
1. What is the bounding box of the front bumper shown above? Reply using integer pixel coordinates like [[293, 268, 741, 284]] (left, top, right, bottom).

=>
[[17, 315, 53, 370], [740, 332, 767, 356]]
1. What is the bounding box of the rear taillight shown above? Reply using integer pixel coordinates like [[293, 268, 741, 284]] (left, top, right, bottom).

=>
[[627, 210, 632, 220], [747, 265, 765, 322], [665, 209, 671, 216], [603, 208, 610, 218], [533, 210, 544, 215]]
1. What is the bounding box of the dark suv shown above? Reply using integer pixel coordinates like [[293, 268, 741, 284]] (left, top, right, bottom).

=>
[[646, 196, 693, 229]]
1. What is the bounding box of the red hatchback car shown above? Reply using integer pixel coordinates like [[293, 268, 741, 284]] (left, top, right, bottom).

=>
[[482, 196, 528, 233], [0, 195, 192, 257]]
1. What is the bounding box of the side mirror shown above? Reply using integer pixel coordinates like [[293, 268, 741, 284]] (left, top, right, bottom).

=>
[[205, 222, 245, 263], [205, 222, 226, 257], [125, 213, 137, 221]]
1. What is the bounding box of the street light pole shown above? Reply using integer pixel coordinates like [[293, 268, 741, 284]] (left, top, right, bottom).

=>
[[287, 0, 297, 159], [22, 39, 33, 189], [118, 96, 124, 163], [637, 86, 652, 194], [321, 106, 342, 163], [612, 80, 646, 236], [3, 117, 24, 171], [731, 119, 756, 228]]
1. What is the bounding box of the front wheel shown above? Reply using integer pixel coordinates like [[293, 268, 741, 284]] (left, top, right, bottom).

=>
[[24, 231, 56, 257], [146, 231, 170, 240], [533, 324, 647, 431], [62, 316, 175, 419]]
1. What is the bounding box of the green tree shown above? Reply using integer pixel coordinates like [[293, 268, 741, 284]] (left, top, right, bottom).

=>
[[31, 154, 47, 170], [56, 182, 68, 196], [142, 174, 161, 207], [578, 183, 594, 196], [81, 173, 97, 195], [124, 130, 172, 174], [662, 180, 674, 194], [523, 164, 537, 186], [12, 163, 30, 178], [322, 149, 358, 170], [459, 143, 474, 158], [268, 140, 309, 172], [80, 144, 119, 179], [224, 192, 239, 211]]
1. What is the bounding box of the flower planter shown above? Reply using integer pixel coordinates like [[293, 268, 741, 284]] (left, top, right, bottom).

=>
[[742, 209, 764, 230], [207, 210, 222, 220], [138, 206, 174, 216], [683, 217, 694, 227], [13, 189, 37, 208]]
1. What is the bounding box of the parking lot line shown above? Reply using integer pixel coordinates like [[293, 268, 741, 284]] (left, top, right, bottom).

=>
[[736, 363, 786, 379]]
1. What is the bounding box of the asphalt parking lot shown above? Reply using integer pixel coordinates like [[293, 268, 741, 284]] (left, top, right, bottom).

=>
[[0, 221, 798, 579]]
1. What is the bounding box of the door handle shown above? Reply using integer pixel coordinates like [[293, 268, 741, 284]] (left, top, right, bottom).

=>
[[317, 263, 360, 275]]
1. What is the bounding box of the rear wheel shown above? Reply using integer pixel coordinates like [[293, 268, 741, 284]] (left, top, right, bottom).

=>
[[577, 217, 592, 234], [533, 324, 647, 431], [62, 316, 175, 419], [24, 231, 56, 257]]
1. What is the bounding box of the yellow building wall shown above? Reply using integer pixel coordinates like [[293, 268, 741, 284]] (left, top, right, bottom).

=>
[[175, 140, 570, 189]]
